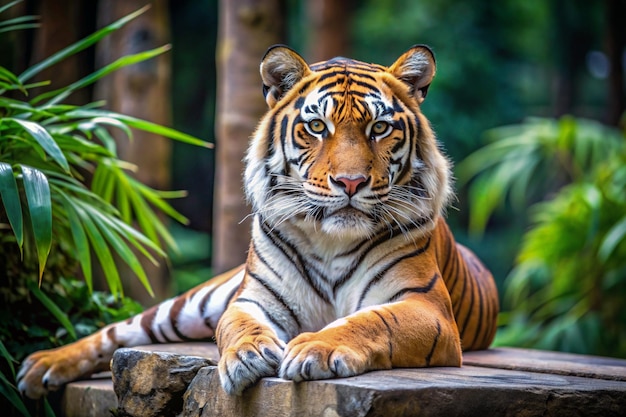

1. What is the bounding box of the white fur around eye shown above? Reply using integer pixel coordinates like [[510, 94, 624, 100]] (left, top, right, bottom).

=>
[[300, 88, 335, 136]]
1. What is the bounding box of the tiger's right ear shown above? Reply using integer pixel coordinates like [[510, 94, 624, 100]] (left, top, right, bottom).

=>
[[260, 45, 310, 108]]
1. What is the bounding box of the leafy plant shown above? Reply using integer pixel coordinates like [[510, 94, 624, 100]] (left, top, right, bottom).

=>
[[0, 7, 209, 295], [458, 116, 626, 357], [0, 2, 210, 415]]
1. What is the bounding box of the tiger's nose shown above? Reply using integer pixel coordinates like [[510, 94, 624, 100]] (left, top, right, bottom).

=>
[[330, 175, 369, 197]]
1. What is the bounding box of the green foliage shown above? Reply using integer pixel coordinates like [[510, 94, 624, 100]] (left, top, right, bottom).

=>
[[0, 3, 209, 415], [0, 275, 143, 417], [351, 0, 552, 162], [0, 5, 209, 297], [459, 116, 626, 357]]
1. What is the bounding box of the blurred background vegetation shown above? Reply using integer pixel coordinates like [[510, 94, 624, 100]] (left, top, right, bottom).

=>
[[0, 0, 625, 413]]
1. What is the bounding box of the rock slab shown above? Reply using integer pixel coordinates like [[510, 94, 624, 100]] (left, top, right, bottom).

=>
[[111, 344, 218, 417], [58, 344, 626, 417], [180, 363, 626, 417]]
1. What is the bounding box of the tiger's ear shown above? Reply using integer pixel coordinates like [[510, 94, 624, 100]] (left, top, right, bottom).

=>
[[388, 45, 436, 104], [260, 45, 311, 108]]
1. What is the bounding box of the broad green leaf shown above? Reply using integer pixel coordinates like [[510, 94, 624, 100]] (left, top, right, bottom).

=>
[[21, 166, 52, 281], [599, 215, 626, 261], [91, 213, 161, 266], [0, 0, 24, 15], [130, 177, 189, 225], [0, 162, 23, 250], [89, 209, 154, 297], [78, 205, 122, 297], [0, 340, 16, 375], [7, 118, 69, 172], [0, 377, 31, 417], [91, 163, 117, 203], [0, 66, 23, 93], [116, 174, 132, 223], [94, 125, 118, 154], [18, 5, 150, 83], [83, 202, 164, 262], [118, 114, 213, 148], [66, 109, 212, 148], [58, 192, 93, 293], [51, 133, 114, 157], [0, 22, 38, 34], [37, 45, 172, 106], [0, 15, 38, 28]]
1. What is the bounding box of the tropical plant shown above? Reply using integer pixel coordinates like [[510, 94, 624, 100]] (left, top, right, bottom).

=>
[[0, 2, 210, 415], [458, 116, 626, 358]]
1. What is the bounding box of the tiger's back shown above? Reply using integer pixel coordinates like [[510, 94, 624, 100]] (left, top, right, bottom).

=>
[[18, 44, 498, 399]]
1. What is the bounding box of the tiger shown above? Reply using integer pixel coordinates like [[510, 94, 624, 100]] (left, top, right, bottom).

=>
[[17, 44, 499, 398]]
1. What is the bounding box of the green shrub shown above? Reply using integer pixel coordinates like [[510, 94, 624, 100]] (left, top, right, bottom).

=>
[[0, 3, 209, 415], [458, 116, 626, 357]]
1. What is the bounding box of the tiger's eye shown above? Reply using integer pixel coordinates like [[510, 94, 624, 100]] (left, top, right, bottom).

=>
[[307, 119, 326, 134], [372, 121, 389, 135]]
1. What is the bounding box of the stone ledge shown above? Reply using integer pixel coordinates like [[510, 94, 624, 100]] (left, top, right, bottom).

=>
[[57, 343, 626, 417], [181, 363, 626, 417]]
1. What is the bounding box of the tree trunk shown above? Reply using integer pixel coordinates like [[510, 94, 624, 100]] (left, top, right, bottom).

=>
[[95, 0, 172, 304], [305, 0, 354, 62], [28, 0, 96, 104], [212, 0, 286, 274], [605, 0, 625, 127]]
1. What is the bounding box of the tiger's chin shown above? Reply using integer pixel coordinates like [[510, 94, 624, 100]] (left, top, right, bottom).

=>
[[319, 208, 375, 240]]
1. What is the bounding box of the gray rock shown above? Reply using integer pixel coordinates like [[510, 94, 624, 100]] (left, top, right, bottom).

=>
[[112, 345, 217, 417]]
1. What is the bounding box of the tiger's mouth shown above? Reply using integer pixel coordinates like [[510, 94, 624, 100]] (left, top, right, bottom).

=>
[[316, 206, 375, 238]]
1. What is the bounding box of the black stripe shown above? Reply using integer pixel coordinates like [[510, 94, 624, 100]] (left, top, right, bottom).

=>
[[140, 310, 160, 344], [387, 272, 440, 303], [357, 237, 432, 309], [390, 136, 406, 154], [266, 117, 276, 159], [459, 273, 475, 342], [317, 69, 347, 83], [394, 139, 412, 183], [259, 220, 330, 303], [441, 238, 455, 283], [425, 320, 441, 366], [373, 310, 394, 361], [297, 80, 313, 95], [453, 263, 468, 319], [467, 276, 486, 349], [170, 317, 196, 342], [233, 297, 289, 337], [280, 115, 290, 175], [252, 241, 284, 282], [318, 80, 341, 93], [350, 78, 382, 92], [448, 252, 461, 297], [332, 224, 407, 295], [157, 324, 173, 343], [247, 270, 302, 330]]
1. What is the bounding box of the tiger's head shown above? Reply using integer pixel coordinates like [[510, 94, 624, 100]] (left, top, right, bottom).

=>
[[244, 45, 452, 242]]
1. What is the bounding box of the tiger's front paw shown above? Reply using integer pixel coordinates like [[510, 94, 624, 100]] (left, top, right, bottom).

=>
[[218, 334, 285, 395], [17, 346, 95, 399], [279, 332, 369, 382]]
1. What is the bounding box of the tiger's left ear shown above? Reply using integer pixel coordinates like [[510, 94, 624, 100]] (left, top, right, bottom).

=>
[[388, 45, 436, 104], [260, 45, 311, 108]]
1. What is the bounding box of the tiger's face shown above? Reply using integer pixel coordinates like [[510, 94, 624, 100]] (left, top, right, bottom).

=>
[[245, 45, 451, 241]]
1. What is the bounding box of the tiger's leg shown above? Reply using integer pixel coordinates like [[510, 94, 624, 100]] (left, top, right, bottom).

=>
[[280, 294, 461, 383], [17, 265, 245, 399], [216, 300, 287, 395]]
